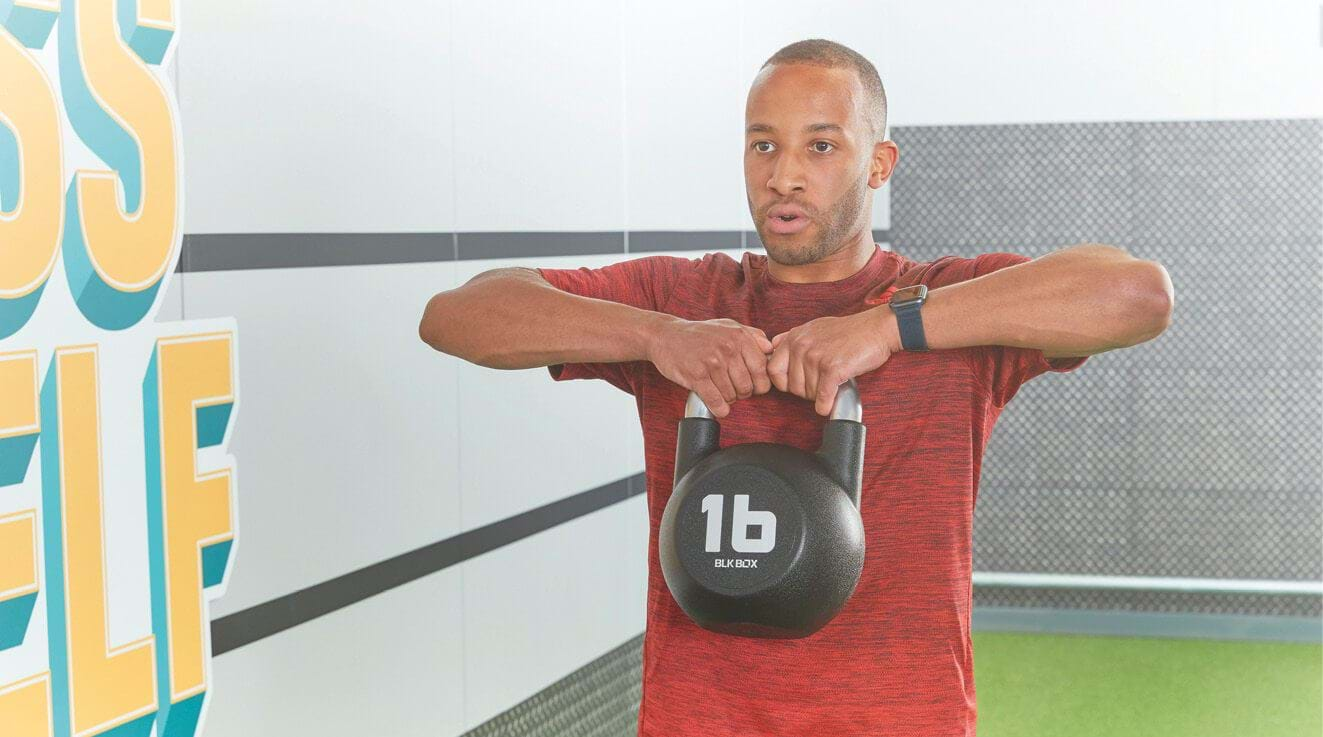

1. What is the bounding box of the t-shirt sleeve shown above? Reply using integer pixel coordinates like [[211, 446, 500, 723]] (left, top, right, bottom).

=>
[[906, 251, 1088, 408], [535, 254, 692, 395]]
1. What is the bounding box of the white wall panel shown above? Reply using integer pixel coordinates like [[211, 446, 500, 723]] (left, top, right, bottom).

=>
[[184, 262, 461, 617], [156, 272, 183, 322], [461, 502, 638, 730], [167, 32, 177, 93], [739, 1, 891, 131], [624, 1, 746, 231], [621, 464, 649, 634], [454, 254, 642, 530], [206, 569, 465, 737], [451, 0, 626, 232], [884, 0, 1220, 126], [1212, 0, 1323, 119], [885, 1, 1323, 124], [180, 0, 456, 233]]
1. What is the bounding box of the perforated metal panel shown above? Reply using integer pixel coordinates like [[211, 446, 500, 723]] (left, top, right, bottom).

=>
[[889, 119, 1323, 617], [465, 635, 642, 737]]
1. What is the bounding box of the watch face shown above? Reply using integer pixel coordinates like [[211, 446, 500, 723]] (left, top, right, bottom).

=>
[[891, 285, 926, 306]]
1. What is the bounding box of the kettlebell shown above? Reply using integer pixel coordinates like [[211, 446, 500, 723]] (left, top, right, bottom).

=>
[[659, 378, 866, 639]]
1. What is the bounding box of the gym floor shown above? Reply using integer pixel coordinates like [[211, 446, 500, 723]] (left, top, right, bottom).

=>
[[973, 632, 1322, 736]]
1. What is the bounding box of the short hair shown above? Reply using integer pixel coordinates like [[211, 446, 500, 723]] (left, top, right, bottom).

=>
[[759, 39, 888, 143]]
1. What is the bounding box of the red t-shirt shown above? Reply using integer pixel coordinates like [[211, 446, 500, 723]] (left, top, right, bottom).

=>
[[537, 243, 1087, 736]]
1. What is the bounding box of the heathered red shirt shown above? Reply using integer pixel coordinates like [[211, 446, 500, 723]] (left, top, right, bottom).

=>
[[537, 243, 1087, 736]]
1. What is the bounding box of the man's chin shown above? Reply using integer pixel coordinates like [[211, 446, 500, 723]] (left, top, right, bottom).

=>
[[755, 222, 810, 247], [762, 240, 823, 267]]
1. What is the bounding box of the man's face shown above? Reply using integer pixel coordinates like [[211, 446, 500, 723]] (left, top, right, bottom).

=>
[[744, 63, 892, 267]]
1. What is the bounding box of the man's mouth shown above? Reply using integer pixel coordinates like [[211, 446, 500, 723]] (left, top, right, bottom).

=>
[[765, 212, 810, 235]]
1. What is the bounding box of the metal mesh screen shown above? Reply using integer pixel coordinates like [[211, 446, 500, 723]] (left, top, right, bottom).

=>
[[464, 635, 643, 737], [888, 119, 1323, 617]]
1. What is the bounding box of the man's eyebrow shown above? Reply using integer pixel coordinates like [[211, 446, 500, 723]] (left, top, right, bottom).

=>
[[745, 122, 845, 135]]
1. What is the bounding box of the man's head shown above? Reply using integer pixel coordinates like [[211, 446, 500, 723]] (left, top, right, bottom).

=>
[[745, 39, 898, 268]]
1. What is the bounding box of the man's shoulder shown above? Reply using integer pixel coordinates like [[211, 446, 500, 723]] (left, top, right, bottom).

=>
[[660, 249, 749, 284], [894, 250, 1030, 289], [628, 249, 741, 272]]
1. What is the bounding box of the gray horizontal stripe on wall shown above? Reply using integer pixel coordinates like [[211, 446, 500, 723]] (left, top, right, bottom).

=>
[[629, 230, 741, 252], [178, 229, 893, 272], [456, 231, 624, 260], [183, 233, 455, 272], [210, 472, 645, 656]]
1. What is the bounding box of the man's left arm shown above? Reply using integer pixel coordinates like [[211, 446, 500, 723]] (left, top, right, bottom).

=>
[[768, 243, 1175, 415], [899, 243, 1174, 359]]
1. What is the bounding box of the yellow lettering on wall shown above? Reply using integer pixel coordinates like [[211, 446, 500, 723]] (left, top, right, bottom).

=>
[[0, 27, 62, 339], [0, 350, 40, 650], [44, 346, 156, 735], [131, 0, 170, 27], [0, 673, 53, 737], [69, 0, 175, 285], [63, 0, 176, 321], [0, 350, 47, 735], [0, 509, 38, 614], [0, 349, 40, 483], [148, 333, 234, 704]]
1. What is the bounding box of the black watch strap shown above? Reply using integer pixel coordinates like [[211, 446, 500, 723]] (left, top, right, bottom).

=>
[[890, 286, 929, 352]]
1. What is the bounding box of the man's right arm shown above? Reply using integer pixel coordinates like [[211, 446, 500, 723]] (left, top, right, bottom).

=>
[[417, 267, 678, 370], [420, 265, 774, 417]]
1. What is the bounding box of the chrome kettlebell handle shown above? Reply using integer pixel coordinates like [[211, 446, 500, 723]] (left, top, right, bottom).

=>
[[684, 377, 862, 422]]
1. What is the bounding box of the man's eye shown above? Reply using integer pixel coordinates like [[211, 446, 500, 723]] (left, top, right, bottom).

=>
[[752, 141, 774, 153], [813, 141, 834, 153]]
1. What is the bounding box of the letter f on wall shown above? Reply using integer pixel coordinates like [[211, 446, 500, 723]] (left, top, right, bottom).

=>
[[143, 332, 236, 737]]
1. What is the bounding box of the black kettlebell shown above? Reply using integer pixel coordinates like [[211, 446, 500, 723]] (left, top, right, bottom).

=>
[[659, 378, 866, 639]]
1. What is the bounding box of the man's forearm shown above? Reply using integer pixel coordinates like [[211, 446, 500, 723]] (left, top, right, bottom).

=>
[[418, 268, 675, 369], [873, 244, 1174, 358]]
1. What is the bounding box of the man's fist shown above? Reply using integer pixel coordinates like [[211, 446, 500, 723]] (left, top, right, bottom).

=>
[[768, 310, 896, 416], [647, 318, 774, 418]]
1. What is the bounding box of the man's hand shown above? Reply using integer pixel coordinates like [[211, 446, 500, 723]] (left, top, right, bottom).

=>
[[647, 317, 774, 418], [769, 308, 899, 416]]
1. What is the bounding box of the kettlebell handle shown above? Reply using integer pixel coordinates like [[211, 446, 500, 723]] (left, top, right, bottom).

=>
[[684, 377, 862, 422]]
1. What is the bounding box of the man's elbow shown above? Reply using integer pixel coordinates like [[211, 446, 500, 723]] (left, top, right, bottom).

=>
[[418, 292, 450, 350], [1126, 260, 1175, 343]]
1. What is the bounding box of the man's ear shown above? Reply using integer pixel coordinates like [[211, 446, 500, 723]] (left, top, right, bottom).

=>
[[868, 140, 898, 189]]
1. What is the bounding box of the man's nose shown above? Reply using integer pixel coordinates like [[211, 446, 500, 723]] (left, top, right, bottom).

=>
[[767, 150, 807, 196]]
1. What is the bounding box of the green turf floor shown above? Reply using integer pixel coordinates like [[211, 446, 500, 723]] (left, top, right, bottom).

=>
[[972, 631, 1322, 737]]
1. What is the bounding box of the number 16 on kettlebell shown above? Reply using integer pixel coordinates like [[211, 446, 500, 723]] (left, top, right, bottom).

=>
[[659, 378, 867, 639]]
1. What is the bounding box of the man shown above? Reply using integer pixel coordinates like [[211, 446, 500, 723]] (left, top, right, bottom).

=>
[[419, 38, 1173, 737]]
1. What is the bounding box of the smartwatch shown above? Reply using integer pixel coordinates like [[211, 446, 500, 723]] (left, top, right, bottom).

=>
[[888, 284, 929, 352]]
